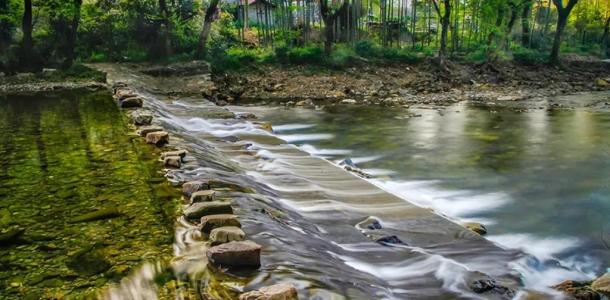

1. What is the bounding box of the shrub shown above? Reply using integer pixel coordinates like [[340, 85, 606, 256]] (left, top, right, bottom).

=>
[[512, 46, 548, 65], [275, 45, 324, 64]]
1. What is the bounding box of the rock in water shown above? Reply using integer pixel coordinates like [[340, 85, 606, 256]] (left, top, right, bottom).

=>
[[120, 96, 144, 108], [182, 180, 210, 199], [375, 235, 406, 246], [463, 222, 488, 235], [341, 99, 357, 104], [69, 208, 121, 223], [470, 278, 515, 299], [137, 125, 164, 137], [554, 280, 601, 300], [209, 226, 245, 245], [161, 150, 187, 159], [129, 110, 153, 125], [356, 216, 382, 230], [146, 131, 169, 146], [190, 190, 216, 203], [206, 240, 261, 268], [200, 214, 241, 234], [239, 283, 298, 300], [67, 247, 111, 276], [163, 156, 181, 168], [592, 273, 610, 295], [184, 201, 233, 220], [115, 89, 136, 100]]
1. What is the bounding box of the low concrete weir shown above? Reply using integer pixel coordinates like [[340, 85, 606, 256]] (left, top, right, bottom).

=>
[[94, 63, 548, 299]]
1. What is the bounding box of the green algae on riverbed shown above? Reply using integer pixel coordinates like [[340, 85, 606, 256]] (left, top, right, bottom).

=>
[[0, 91, 180, 299]]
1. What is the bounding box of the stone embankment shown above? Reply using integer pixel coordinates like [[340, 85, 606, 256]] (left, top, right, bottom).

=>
[[111, 82, 298, 300]]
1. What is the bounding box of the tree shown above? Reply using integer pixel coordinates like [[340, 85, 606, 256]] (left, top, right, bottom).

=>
[[521, 0, 532, 46], [602, 15, 609, 54], [63, 0, 83, 68], [158, 0, 172, 57], [431, 0, 451, 64], [198, 0, 220, 55], [320, 0, 348, 55], [20, 0, 33, 70], [549, 0, 580, 65]]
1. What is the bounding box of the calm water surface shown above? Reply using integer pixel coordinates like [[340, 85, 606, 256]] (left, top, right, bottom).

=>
[[245, 100, 610, 285]]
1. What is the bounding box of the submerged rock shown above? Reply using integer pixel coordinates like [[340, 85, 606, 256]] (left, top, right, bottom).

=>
[[184, 201, 233, 220], [137, 125, 164, 137], [239, 283, 298, 300], [200, 214, 241, 234], [146, 131, 169, 146], [67, 247, 111, 276], [163, 156, 182, 168], [0, 228, 25, 246], [341, 99, 357, 104], [190, 190, 216, 203], [120, 96, 144, 108], [375, 235, 406, 246], [355, 216, 382, 230], [68, 207, 121, 223], [209, 226, 245, 245], [553, 280, 601, 300], [206, 240, 261, 268], [182, 180, 210, 199], [237, 113, 257, 120], [463, 222, 487, 235]]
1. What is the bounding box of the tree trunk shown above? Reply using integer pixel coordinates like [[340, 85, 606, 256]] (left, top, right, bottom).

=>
[[521, 0, 532, 47], [63, 0, 83, 69], [549, 11, 567, 65], [432, 0, 451, 63], [602, 16, 609, 55], [198, 0, 220, 56], [323, 17, 334, 55], [20, 0, 33, 70], [159, 0, 172, 57]]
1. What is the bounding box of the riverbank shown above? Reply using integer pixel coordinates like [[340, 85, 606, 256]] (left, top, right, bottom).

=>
[[211, 59, 610, 108], [0, 65, 107, 96]]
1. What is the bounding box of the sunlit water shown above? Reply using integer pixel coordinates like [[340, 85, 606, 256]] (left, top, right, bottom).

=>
[[236, 99, 610, 288]]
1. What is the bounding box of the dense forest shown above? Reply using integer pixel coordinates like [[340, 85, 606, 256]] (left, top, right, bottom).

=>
[[0, 0, 609, 72]]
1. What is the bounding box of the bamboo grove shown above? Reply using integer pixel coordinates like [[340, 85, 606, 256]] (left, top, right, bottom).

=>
[[0, 0, 609, 72]]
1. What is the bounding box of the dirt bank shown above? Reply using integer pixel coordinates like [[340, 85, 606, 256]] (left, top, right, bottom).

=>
[[210, 59, 610, 107]]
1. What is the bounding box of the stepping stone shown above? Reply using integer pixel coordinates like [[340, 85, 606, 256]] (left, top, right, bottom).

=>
[[146, 131, 169, 146], [161, 150, 187, 159], [206, 240, 261, 268], [239, 283, 298, 300], [137, 125, 163, 137], [209, 226, 245, 245], [200, 214, 241, 234], [163, 156, 181, 168], [190, 190, 216, 204], [120, 96, 143, 108], [184, 201, 233, 220], [129, 110, 153, 125], [182, 180, 210, 198], [115, 89, 136, 100]]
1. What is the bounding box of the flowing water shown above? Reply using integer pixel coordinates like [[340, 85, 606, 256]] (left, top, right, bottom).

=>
[[233, 96, 610, 291], [5, 64, 609, 299]]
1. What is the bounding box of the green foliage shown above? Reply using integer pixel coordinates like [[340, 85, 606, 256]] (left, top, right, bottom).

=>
[[275, 45, 324, 64], [354, 40, 424, 63], [512, 46, 549, 65]]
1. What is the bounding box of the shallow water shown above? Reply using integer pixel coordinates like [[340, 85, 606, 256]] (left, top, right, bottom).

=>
[[0, 92, 178, 299], [240, 98, 610, 288]]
